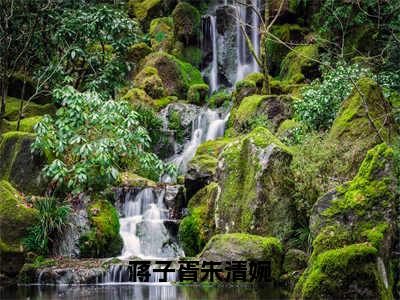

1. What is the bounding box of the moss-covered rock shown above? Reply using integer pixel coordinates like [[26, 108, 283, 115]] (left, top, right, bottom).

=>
[[198, 233, 283, 282], [187, 84, 209, 105], [0, 131, 47, 195], [327, 77, 396, 179], [279, 44, 319, 83], [208, 91, 231, 108], [234, 79, 258, 104], [295, 143, 398, 299], [126, 42, 152, 63], [141, 52, 204, 98], [179, 46, 202, 68], [121, 88, 154, 108], [178, 183, 219, 256], [134, 66, 166, 99], [0, 116, 42, 134], [3, 96, 56, 121], [215, 127, 294, 239], [266, 24, 308, 76], [229, 94, 292, 134], [118, 172, 157, 188], [172, 2, 201, 45], [149, 17, 175, 52], [0, 180, 37, 276], [185, 138, 232, 199], [128, 0, 177, 29], [294, 243, 387, 299], [79, 199, 123, 258]]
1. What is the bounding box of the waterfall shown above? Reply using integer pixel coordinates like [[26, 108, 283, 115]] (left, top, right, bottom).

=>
[[170, 108, 229, 174], [210, 16, 219, 93], [236, 0, 261, 81], [202, 0, 262, 88], [119, 188, 183, 260]]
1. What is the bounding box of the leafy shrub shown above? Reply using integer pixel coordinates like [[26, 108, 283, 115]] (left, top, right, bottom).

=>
[[294, 63, 371, 131], [23, 197, 70, 255], [32, 86, 169, 194]]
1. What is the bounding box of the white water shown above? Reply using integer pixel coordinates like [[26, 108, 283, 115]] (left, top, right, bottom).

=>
[[202, 0, 261, 88], [170, 108, 229, 174], [236, 0, 261, 82], [119, 188, 183, 260], [209, 15, 219, 93]]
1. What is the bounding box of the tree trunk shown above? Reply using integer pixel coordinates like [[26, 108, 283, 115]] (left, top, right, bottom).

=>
[[16, 78, 27, 131], [1, 78, 8, 119]]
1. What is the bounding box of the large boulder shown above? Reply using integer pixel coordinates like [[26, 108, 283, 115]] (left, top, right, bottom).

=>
[[0, 131, 48, 195], [198, 233, 283, 282], [215, 127, 294, 239], [326, 77, 397, 179], [0, 180, 37, 277], [79, 199, 123, 258], [294, 143, 398, 299], [141, 52, 204, 98]]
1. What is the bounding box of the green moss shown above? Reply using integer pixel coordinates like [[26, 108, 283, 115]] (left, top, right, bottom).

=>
[[234, 95, 268, 128], [276, 119, 301, 138], [0, 180, 37, 276], [121, 88, 154, 107], [216, 127, 292, 238], [0, 116, 42, 134], [154, 96, 177, 111], [235, 79, 256, 90], [324, 143, 394, 216], [172, 2, 201, 45], [79, 199, 122, 258], [126, 42, 152, 62], [142, 52, 204, 98], [187, 84, 209, 105], [329, 78, 391, 143], [266, 24, 307, 75], [180, 47, 202, 68], [279, 44, 319, 83], [168, 109, 185, 144], [149, 17, 175, 52], [188, 138, 233, 175], [362, 223, 389, 249], [0, 131, 47, 195], [244, 72, 265, 87], [3, 97, 56, 121], [295, 243, 384, 299], [178, 183, 219, 256], [208, 92, 231, 108], [118, 172, 157, 188], [311, 225, 352, 259], [128, 0, 164, 26]]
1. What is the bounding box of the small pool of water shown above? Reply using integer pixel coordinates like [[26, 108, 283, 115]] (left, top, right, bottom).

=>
[[0, 284, 288, 300]]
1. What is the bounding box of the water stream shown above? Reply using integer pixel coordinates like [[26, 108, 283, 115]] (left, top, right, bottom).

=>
[[202, 0, 261, 88]]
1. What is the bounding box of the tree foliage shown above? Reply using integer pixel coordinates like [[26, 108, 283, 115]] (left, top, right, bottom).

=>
[[32, 86, 169, 194]]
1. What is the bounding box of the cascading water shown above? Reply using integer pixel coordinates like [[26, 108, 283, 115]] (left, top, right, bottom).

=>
[[202, 0, 262, 88], [170, 108, 230, 174], [119, 188, 183, 260]]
